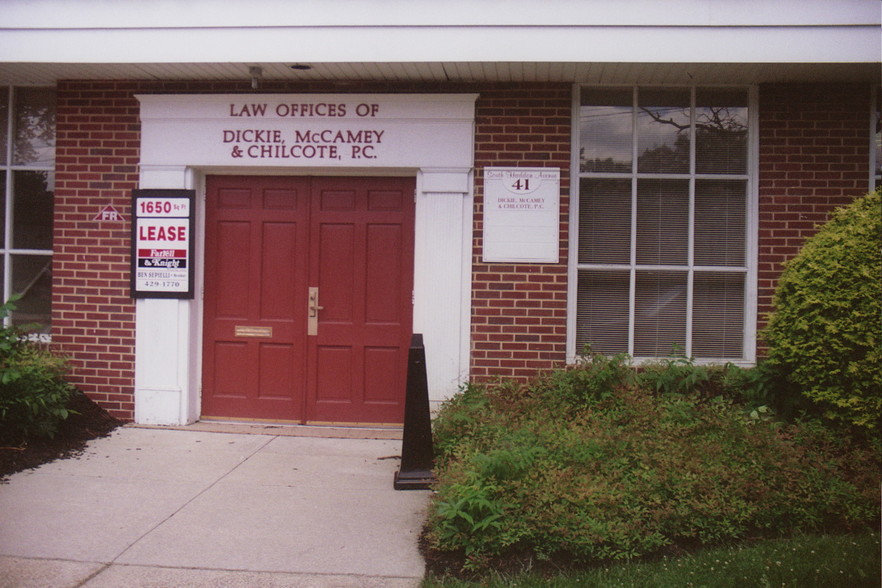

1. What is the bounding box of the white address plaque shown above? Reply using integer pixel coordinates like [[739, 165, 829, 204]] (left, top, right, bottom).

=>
[[482, 168, 560, 263]]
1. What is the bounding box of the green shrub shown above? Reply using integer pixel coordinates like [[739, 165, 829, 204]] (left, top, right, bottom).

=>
[[432, 383, 504, 462], [426, 363, 881, 572], [0, 298, 76, 444], [636, 355, 713, 396], [763, 189, 882, 431], [534, 351, 634, 410], [633, 356, 803, 423]]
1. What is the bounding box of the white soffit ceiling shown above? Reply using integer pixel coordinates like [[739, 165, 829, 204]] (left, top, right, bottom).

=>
[[0, 62, 878, 86]]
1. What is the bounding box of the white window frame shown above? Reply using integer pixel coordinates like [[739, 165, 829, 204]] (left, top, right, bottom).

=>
[[1, 85, 56, 340], [567, 84, 759, 365], [871, 85, 881, 191]]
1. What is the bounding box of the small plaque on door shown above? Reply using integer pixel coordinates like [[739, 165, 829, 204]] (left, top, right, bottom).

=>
[[235, 326, 273, 338]]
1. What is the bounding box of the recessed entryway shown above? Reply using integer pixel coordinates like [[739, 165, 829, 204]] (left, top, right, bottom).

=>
[[201, 175, 415, 425]]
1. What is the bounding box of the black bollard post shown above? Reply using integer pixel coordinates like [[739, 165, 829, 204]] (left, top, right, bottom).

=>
[[394, 333, 435, 490]]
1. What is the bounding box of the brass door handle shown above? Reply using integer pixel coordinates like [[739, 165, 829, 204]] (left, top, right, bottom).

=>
[[308, 287, 324, 317], [308, 287, 323, 335]]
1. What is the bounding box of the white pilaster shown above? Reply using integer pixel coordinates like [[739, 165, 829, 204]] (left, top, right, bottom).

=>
[[414, 169, 473, 410], [134, 165, 199, 425]]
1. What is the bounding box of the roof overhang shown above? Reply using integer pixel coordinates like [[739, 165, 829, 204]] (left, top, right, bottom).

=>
[[1, 0, 879, 85]]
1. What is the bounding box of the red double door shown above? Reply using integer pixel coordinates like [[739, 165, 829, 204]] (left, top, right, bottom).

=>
[[201, 176, 415, 425]]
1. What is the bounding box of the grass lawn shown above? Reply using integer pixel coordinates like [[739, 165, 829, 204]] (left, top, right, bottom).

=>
[[422, 530, 881, 587]]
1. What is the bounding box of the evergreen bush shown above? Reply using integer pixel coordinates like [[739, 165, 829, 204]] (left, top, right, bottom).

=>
[[763, 189, 882, 431]]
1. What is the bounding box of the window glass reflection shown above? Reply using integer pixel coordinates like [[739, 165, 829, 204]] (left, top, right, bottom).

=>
[[637, 89, 690, 174], [580, 88, 632, 172], [13, 171, 54, 250], [695, 89, 748, 174], [13, 88, 56, 167], [12, 254, 52, 332]]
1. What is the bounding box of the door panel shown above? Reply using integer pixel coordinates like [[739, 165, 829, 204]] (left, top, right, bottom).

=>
[[307, 177, 415, 424], [211, 341, 249, 399], [260, 222, 299, 319], [363, 346, 402, 402], [365, 224, 404, 323], [202, 177, 309, 421], [214, 221, 251, 318], [318, 223, 356, 322], [202, 175, 414, 424], [257, 343, 295, 399]]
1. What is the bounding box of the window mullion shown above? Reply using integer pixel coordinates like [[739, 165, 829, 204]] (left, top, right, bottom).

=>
[[628, 87, 639, 357], [743, 85, 761, 363], [3, 87, 13, 312], [685, 88, 696, 358]]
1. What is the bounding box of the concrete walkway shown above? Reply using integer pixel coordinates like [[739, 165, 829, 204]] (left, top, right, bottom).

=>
[[0, 426, 431, 587]]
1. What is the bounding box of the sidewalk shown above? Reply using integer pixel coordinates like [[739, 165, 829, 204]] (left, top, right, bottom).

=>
[[0, 426, 431, 587]]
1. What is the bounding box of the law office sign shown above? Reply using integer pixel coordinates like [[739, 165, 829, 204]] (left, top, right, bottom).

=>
[[136, 94, 478, 169], [131, 189, 195, 298]]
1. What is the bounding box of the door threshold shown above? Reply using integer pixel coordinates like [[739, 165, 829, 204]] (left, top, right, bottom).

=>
[[135, 419, 403, 440]]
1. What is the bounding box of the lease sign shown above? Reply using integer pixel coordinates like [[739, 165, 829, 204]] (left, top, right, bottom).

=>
[[131, 189, 195, 298]]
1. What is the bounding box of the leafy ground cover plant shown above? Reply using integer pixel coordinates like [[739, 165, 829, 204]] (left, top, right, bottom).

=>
[[423, 358, 881, 574], [0, 297, 77, 445]]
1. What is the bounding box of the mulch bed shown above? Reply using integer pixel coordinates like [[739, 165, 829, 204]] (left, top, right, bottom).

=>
[[0, 391, 122, 480]]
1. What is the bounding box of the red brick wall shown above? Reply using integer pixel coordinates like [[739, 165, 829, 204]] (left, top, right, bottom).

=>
[[757, 83, 873, 347], [51, 80, 872, 418], [470, 85, 572, 381], [53, 81, 141, 420], [52, 80, 573, 417], [53, 80, 253, 419]]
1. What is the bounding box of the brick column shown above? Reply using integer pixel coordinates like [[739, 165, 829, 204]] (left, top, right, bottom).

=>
[[470, 84, 572, 381], [757, 83, 872, 347], [53, 81, 141, 419]]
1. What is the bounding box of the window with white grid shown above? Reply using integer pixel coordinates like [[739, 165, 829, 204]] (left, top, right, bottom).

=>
[[0, 87, 56, 338], [573, 86, 755, 361]]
